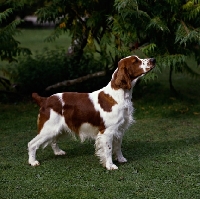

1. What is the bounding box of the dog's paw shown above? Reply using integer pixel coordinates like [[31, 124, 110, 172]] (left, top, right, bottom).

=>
[[117, 156, 127, 163], [54, 150, 66, 156], [29, 160, 40, 166], [106, 163, 118, 170]]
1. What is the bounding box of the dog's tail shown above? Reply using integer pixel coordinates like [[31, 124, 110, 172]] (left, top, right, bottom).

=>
[[32, 93, 46, 107]]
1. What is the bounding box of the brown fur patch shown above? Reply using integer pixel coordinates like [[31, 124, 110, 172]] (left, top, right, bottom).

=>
[[62, 93, 105, 134], [98, 91, 117, 112], [111, 66, 131, 90], [111, 56, 145, 90], [37, 95, 62, 133], [37, 109, 50, 133]]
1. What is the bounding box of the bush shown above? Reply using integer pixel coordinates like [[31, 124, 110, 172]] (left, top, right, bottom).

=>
[[11, 48, 107, 95]]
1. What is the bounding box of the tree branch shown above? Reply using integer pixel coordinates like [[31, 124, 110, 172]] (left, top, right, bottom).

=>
[[0, 76, 11, 90], [45, 70, 107, 91], [180, 20, 189, 34]]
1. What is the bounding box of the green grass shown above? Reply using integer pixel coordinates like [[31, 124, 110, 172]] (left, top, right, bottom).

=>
[[1, 28, 200, 198], [1, 70, 200, 198], [15, 29, 71, 53]]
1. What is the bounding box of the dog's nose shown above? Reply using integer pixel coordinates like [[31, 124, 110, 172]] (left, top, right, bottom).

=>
[[150, 58, 156, 64]]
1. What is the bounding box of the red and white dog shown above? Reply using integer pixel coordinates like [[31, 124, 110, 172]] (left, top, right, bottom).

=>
[[28, 55, 156, 170]]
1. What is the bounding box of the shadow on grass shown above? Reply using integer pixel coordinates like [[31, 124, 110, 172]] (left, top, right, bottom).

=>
[[36, 140, 95, 163], [35, 133, 200, 168], [124, 135, 200, 162]]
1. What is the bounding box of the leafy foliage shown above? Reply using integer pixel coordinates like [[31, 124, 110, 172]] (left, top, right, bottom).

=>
[[2, 0, 200, 94], [0, 0, 32, 91], [35, 0, 119, 72], [28, 0, 200, 91], [0, 1, 31, 62], [112, 0, 200, 87]]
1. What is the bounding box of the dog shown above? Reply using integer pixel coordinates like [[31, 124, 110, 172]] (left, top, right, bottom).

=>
[[28, 55, 156, 170]]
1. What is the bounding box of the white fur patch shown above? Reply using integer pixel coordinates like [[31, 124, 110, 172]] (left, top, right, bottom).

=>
[[139, 59, 151, 72], [79, 123, 99, 142]]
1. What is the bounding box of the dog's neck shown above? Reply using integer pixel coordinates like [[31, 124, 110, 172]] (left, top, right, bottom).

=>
[[103, 80, 137, 102], [124, 77, 139, 100]]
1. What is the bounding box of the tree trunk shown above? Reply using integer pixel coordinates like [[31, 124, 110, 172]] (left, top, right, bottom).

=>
[[169, 65, 177, 94]]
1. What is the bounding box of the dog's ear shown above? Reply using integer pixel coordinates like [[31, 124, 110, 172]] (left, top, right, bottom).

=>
[[115, 60, 132, 90]]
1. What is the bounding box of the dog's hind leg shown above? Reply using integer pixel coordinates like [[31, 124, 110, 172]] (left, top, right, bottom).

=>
[[28, 128, 60, 166], [28, 136, 40, 166], [28, 109, 66, 166], [28, 133, 47, 166], [51, 140, 66, 156]]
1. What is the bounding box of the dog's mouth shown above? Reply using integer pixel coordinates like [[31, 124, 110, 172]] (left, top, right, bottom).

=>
[[150, 58, 156, 64], [149, 58, 156, 68], [146, 58, 156, 72]]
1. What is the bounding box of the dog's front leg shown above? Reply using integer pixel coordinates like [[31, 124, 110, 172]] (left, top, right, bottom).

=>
[[113, 136, 127, 163], [95, 131, 118, 170]]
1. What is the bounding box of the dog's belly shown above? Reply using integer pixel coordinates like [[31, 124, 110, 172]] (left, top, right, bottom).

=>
[[61, 120, 99, 142], [78, 123, 99, 142]]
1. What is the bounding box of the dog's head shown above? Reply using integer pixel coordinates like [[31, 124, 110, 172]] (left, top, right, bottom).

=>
[[112, 55, 156, 90]]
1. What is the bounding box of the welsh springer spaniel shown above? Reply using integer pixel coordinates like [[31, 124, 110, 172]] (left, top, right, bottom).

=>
[[28, 55, 156, 170]]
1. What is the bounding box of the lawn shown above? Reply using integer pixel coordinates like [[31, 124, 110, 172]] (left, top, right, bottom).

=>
[[1, 28, 200, 198], [15, 28, 71, 53], [1, 66, 200, 198]]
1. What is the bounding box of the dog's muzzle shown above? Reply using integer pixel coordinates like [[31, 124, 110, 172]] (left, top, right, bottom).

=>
[[150, 58, 156, 65]]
